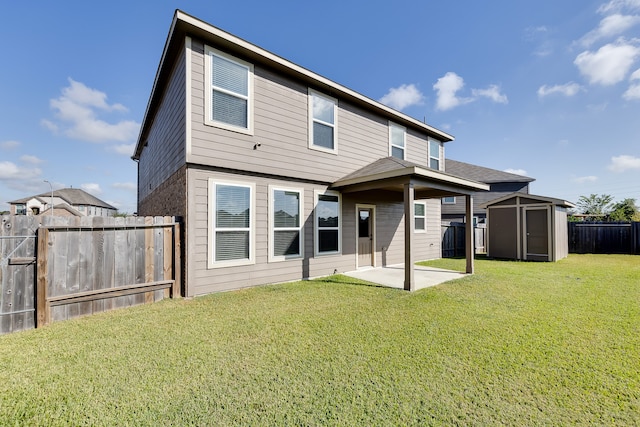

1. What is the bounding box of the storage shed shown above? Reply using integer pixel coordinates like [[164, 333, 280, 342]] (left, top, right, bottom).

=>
[[480, 193, 575, 262]]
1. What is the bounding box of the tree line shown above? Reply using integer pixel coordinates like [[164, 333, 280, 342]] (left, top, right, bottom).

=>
[[569, 194, 640, 222]]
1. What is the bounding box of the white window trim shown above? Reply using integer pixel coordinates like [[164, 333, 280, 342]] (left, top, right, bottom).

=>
[[204, 46, 254, 135], [442, 197, 456, 204], [308, 89, 338, 154], [208, 179, 256, 269], [429, 138, 441, 170], [414, 201, 427, 233], [314, 190, 342, 256], [268, 185, 304, 262], [388, 121, 406, 160]]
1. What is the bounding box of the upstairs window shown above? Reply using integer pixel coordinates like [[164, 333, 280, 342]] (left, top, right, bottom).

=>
[[309, 90, 337, 153], [16, 204, 26, 215], [205, 47, 253, 134], [389, 122, 406, 159], [414, 202, 426, 232], [315, 191, 341, 255], [442, 197, 456, 204], [429, 139, 441, 170]]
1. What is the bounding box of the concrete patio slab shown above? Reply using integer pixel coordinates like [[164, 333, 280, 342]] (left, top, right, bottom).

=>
[[343, 264, 467, 290]]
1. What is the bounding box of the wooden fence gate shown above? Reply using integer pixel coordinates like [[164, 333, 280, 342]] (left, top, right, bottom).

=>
[[0, 215, 181, 335], [0, 216, 38, 334], [441, 222, 486, 258]]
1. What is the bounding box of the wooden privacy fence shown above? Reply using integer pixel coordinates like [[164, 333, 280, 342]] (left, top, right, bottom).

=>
[[441, 223, 486, 258], [0, 215, 181, 335], [568, 221, 640, 254]]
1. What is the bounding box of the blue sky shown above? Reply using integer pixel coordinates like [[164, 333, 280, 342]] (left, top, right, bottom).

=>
[[1, 0, 639, 213]]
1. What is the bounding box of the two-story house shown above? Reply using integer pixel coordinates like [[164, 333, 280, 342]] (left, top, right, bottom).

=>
[[9, 188, 116, 217], [133, 10, 488, 296]]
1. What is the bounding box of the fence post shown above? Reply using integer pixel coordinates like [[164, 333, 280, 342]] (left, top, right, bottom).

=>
[[172, 220, 182, 298], [36, 227, 50, 327]]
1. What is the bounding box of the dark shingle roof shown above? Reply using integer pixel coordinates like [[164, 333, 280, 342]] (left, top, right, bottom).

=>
[[445, 159, 535, 184], [9, 188, 115, 209]]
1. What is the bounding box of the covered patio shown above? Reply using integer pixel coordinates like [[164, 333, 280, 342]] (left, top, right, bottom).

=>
[[344, 264, 466, 290], [332, 157, 489, 291]]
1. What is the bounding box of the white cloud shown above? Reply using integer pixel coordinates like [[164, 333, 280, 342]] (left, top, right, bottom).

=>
[[471, 85, 508, 104], [0, 140, 20, 150], [0, 161, 41, 180], [433, 72, 507, 111], [574, 40, 640, 85], [578, 14, 640, 47], [608, 154, 640, 171], [20, 155, 44, 165], [112, 182, 136, 192], [40, 119, 59, 133], [503, 168, 528, 176], [433, 72, 474, 111], [524, 26, 549, 40], [598, 0, 640, 14], [623, 83, 640, 98], [44, 78, 140, 143], [625, 68, 640, 99], [572, 175, 598, 183], [109, 144, 136, 156], [524, 26, 554, 57], [81, 183, 102, 195], [378, 84, 424, 111], [537, 82, 583, 97]]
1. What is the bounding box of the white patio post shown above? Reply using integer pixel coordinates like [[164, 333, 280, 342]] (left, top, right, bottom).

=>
[[465, 195, 474, 274], [404, 183, 415, 291]]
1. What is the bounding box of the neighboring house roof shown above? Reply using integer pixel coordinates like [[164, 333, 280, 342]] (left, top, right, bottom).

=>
[[332, 157, 489, 194], [9, 188, 115, 210], [445, 159, 535, 184], [41, 204, 84, 217], [9, 196, 48, 204], [133, 10, 454, 160], [479, 193, 575, 209]]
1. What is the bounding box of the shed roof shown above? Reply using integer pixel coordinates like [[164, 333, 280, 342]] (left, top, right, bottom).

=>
[[479, 192, 575, 209], [133, 10, 454, 160]]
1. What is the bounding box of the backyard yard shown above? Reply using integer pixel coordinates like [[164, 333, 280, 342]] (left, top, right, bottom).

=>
[[0, 254, 638, 425]]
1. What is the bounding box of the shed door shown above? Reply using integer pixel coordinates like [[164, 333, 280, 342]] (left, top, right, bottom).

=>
[[525, 208, 549, 261], [357, 208, 373, 267]]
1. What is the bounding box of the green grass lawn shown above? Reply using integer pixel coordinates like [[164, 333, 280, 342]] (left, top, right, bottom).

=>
[[1, 255, 638, 425]]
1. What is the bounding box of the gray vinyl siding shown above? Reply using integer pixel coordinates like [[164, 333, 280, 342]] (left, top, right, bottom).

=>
[[405, 129, 430, 167], [187, 39, 435, 184], [187, 168, 354, 296], [413, 199, 442, 260], [138, 44, 187, 203], [185, 167, 441, 296]]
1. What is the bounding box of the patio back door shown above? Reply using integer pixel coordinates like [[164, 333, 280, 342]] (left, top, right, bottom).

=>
[[358, 208, 373, 267]]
